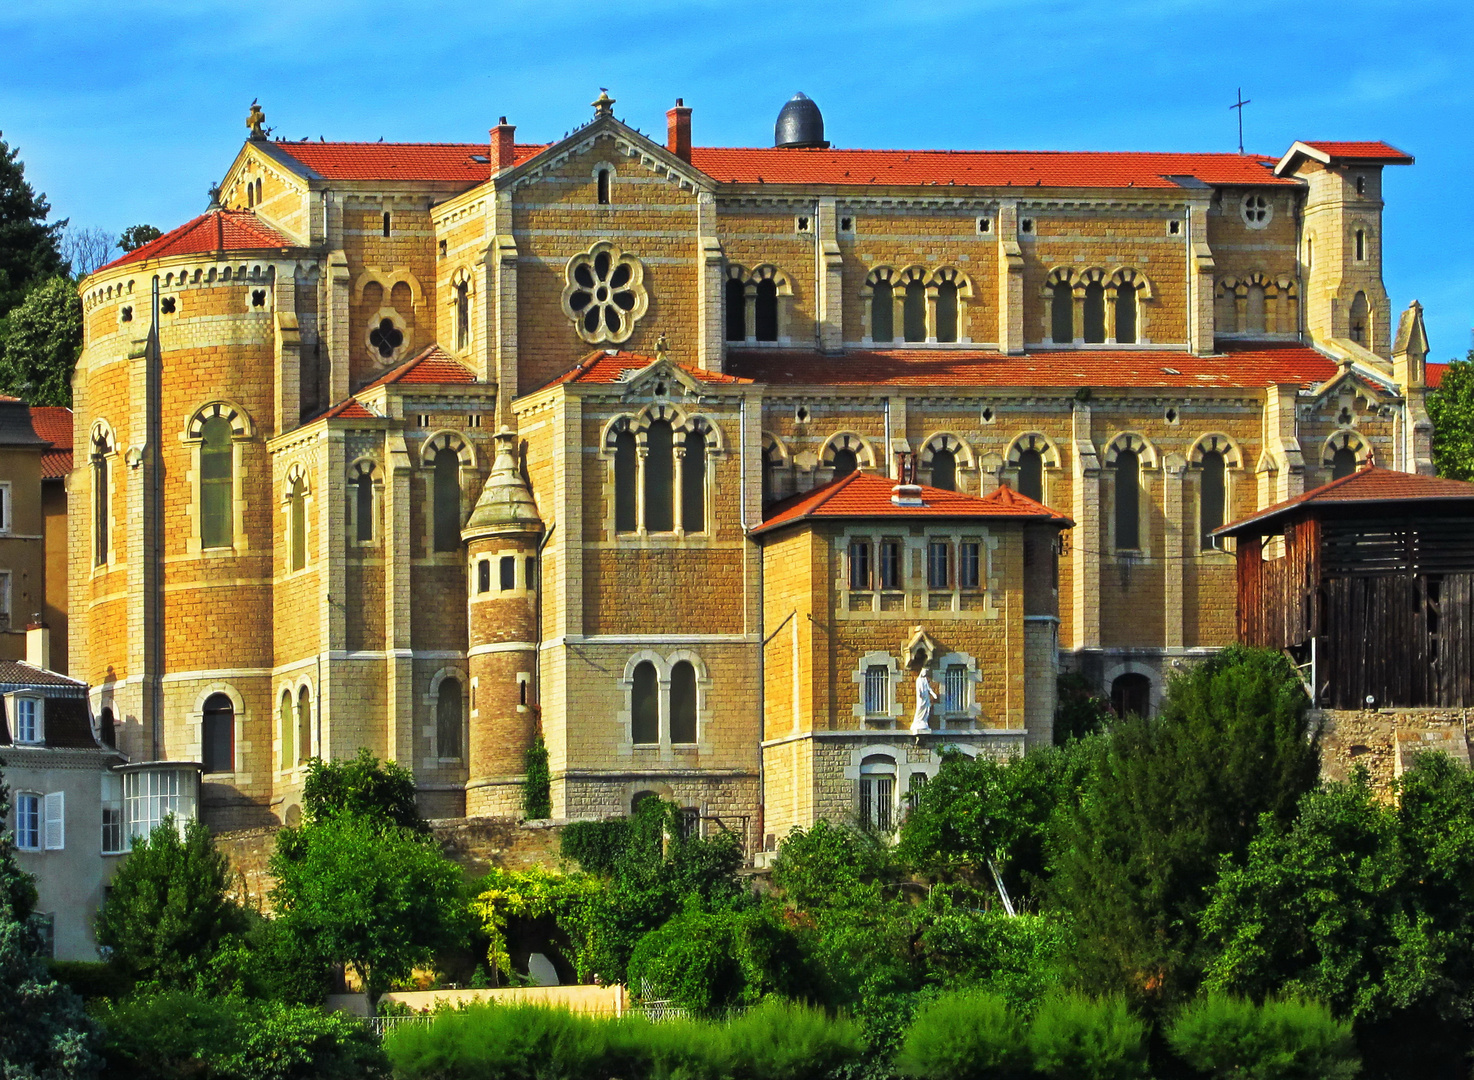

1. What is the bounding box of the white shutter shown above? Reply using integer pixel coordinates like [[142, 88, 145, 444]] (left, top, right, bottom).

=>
[[43, 791, 64, 850]]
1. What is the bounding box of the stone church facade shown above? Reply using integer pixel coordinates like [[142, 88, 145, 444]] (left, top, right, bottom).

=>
[[69, 92, 1428, 845]]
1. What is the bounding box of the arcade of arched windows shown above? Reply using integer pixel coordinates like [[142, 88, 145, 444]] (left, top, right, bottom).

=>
[[1041, 267, 1153, 346], [723, 264, 792, 344], [861, 265, 974, 345], [605, 408, 725, 537], [1214, 273, 1299, 337]]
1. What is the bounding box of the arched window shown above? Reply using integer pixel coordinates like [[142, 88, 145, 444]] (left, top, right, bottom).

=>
[[903, 280, 926, 342], [682, 429, 706, 532], [858, 755, 895, 832], [1017, 448, 1044, 503], [433, 447, 461, 552], [1083, 281, 1106, 343], [870, 280, 894, 343], [1349, 291, 1370, 346], [202, 693, 234, 774], [597, 168, 611, 205], [1198, 451, 1226, 550], [1115, 284, 1137, 344], [436, 678, 462, 759], [631, 789, 658, 813], [1051, 281, 1073, 343], [288, 476, 307, 572], [279, 690, 293, 768], [930, 448, 956, 491], [91, 432, 109, 565], [670, 661, 697, 744], [297, 686, 312, 764], [1111, 673, 1152, 718], [754, 279, 779, 342], [354, 472, 374, 542], [725, 277, 747, 342], [644, 420, 674, 532], [831, 447, 858, 480], [614, 429, 637, 532], [382, 211, 391, 238], [200, 416, 234, 549], [935, 280, 959, 343], [1332, 447, 1359, 480], [454, 279, 470, 350], [1114, 449, 1140, 550], [631, 661, 659, 745], [1245, 283, 1267, 334]]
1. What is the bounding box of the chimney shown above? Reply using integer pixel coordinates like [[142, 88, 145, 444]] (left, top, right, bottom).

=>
[[666, 99, 692, 163], [26, 619, 50, 671], [491, 117, 516, 171]]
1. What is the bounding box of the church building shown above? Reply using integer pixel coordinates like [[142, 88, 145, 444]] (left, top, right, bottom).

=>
[[69, 91, 1426, 846]]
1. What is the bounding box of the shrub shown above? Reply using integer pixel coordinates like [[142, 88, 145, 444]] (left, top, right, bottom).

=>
[[522, 735, 552, 820], [1165, 994, 1360, 1079], [918, 899, 1070, 1009], [722, 998, 865, 1080], [1025, 994, 1148, 1080], [47, 959, 133, 1001], [894, 991, 1026, 1079]]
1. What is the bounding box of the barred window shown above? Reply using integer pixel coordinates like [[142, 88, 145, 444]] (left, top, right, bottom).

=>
[[863, 664, 891, 717], [943, 664, 969, 716], [859, 756, 895, 832], [849, 540, 872, 590], [959, 541, 981, 589], [927, 541, 951, 589], [907, 772, 929, 812]]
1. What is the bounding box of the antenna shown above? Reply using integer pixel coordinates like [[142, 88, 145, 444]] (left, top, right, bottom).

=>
[[1230, 88, 1251, 154]]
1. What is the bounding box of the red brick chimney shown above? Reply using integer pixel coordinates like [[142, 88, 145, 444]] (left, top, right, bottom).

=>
[[666, 99, 692, 163], [491, 117, 516, 171]]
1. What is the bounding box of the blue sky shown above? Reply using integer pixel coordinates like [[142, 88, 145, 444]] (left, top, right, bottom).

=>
[[3, 0, 1469, 357]]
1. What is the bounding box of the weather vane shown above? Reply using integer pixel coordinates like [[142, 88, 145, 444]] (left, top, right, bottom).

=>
[[1230, 88, 1251, 155]]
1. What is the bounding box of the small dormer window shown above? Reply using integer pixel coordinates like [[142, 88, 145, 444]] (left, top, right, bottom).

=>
[[12, 696, 42, 743]]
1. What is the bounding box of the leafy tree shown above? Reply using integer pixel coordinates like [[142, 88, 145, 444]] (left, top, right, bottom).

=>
[[0, 132, 68, 316], [1428, 354, 1474, 481], [0, 276, 82, 405], [1055, 671, 1115, 743], [95, 815, 244, 988], [917, 889, 1072, 1008], [300, 748, 425, 832], [269, 814, 464, 1004], [0, 762, 100, 1078], [522, 734, 551, 819], [468, 864, 595, 983], [1045, 646, 1318, 1004], [118, 224, 162, 253]]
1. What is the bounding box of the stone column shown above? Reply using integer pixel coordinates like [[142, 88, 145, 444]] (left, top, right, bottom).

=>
[[1071, 402, 1101, 651], [1162, 452, 1187, 651]]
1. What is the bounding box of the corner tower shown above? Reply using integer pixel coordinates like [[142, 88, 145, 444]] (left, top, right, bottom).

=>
[[462, 429, 544, 816]]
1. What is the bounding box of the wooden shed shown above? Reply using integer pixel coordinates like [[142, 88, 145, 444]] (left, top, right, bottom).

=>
[[1214, 467, 1474, 709]]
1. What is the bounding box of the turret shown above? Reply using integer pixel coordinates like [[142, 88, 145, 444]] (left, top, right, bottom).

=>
[[462, 429, 544, 816]]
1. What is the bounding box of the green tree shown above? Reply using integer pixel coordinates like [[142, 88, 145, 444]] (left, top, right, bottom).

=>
[[269, 814, 464, 1004], [0, 276, 82, 405], [1045, 646, 1318, 1004], [1055, 671, 1115, 743], [0, 762, 100, 1078], [0, 132, 68, 316], [95, 815, 243, 989], [522, 734, 551, 819], [1428, 354, 1474, 481], [300, 748, 424, 832], [118, 224, 162, 253]]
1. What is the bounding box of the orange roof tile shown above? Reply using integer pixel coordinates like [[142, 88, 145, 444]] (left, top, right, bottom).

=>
[[540, 350, 752, 392], [1299, 141, 1413, 162], [103, 209, 291, 271], [726, 343, 1339, 390], [1426, 362, 1448, 390], [1216, 466, 1474, 537], [312, 398, 378, 421], [29, 406, 72, 478], [752, 472, 1073, 536], [270, 141, 546, 182], [688, 146, 1295, 188], [359, 345, 477, 390]]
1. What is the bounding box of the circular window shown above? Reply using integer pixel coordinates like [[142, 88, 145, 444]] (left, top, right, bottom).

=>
[[561, 243, 648, 344], [1241, 193, 1272, 229], [365, 310, 408, 362]]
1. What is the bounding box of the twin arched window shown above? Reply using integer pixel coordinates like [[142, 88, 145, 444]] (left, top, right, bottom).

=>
[[612, 418, 710, 535], [280, 686, 312, 769], [630, 659, 698, 745], [724, 268, 782, 343]]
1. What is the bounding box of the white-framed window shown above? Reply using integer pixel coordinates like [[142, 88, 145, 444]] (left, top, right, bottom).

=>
[[863, 665, 892, 718], [12, 695, 42, 744], [0, 481, 10, 534], [123, 767, 198, 847], [14, 792, 41, 850], [859, 756, 896, 832], [101, 772, 124, 854]]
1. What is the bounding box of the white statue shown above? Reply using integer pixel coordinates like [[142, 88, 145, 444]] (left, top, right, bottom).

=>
[[911, 668, 939, 734]]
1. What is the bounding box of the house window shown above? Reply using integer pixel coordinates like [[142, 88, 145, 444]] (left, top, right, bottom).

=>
[[454, 279, 470, 350], [959, 542, 981, 589], [202, 693, 235, 774], [1114, 449, 1141, 550], [754, 279, 779, 341], [682, 429, 706, 532], [942, 664, 969, 717], [849, 540, 872, 590], [858, 756, 895, 831], [500, 556, 515, 591], [200, 416, 234, 549], [123, 767, 194, 846], [631, 661, 659, 745], [44, 791, 64, 850], [279, 691, 294, 769], [670, 661, 697, 744], [644, 420, 675, 532], [930, 448, 956, 491], [287, 476, 308, 572], [935, 280, 959, 342], [863, 665, 891, 718], [614, 430, 638, 532], [437, 678, 462, 759], [903, 280, 926, 342], [14, 697, 41, 743], [725, 278, 747, 342], [297, 686, 312, 764], [927, 541, 951, 589], [1017, 448, 1044, 502], [1199, 451, 1226, 550], [14, 793, 40, 851], [433, 447, 461, 552], [878, 540, 902, 589], [1115, 284, 1137, 343], [1332, 447, 1359, 480], [101, 773, 124, 854], [92, 434, 110, 564], [871, 280, 894, 343], [1082, 281, 1106, 343], [1051, 281, 1073, 343], [477, 559, 491, 593], [831, 447, 858, 480]]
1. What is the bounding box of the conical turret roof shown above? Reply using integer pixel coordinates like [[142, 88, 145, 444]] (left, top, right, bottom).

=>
[[464, 429, 543, 539]]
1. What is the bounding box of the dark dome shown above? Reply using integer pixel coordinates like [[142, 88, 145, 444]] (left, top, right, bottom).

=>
[[775, 92, 829, 149]]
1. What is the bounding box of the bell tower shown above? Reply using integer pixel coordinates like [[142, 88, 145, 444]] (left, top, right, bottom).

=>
[[462, 429, 544, 817]]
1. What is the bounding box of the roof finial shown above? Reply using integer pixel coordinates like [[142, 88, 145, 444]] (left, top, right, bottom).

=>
[[592, 88, 615, 119], [206, 182, 222, 211], [246, 99, 268, 141]]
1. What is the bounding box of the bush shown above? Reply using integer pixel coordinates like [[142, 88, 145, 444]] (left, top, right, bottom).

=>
[[47, 959, 133, 1001], [894, 991, 1026, 1079], [918, 899, 1071, 1009], [1165, 994, 1360, 1079], [1025, 994, 1148, 1080]]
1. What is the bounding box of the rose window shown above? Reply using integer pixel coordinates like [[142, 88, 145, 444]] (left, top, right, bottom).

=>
[[369, 317, 404, 358], [561, 243, 648, 344]]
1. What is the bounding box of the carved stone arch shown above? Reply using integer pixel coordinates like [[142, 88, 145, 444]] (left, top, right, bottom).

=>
[[861, 265, 897, 296], [184, 400, 255, 442], [621, 649, 672, 682], [90, 417, 117, 453], [1005, 431, 1061, 469], [284, 460, 310, 494], [1323, 430, 1373, 468], [1073, 266, 1108, 296], [681, 413, 727, 454], [1104, 431, 1158, 468], [664, 647, 710, 682], [447, 264, 475, 293], [926, 266, 974, 298], [601, 414, 639, 453], [631, 402, 689, 446], [348, 456, 381, 481], [725, 262, 752, 285], [353, 269, 425, 309], [1108, 267, 1154, 299], [895, 264, 928, 288], [192, 681, 246, 717], [761, 431, 792, 467], [749, 263, 793, 295], [428, 665, 469, 697], [919, 432, 976, 469], [1189, 433, 1243, 468], [820, 432, 878, 469], [1042, 267, 1074, 293], [421, 429, 474, 468]]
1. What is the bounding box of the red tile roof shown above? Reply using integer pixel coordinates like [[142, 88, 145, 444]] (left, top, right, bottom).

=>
[[102, 209, 291, 271], [1299, 141, 1413, 162], [315, 398, 378, 421], [359, 345, 477, 390], [270, 141, 546, 182], [1426, 362, 1448, 390], [689, 147, 1294, 188], [1216, 466, 1474, 537], [726, 343, 1339, 390], [753, 472, 1073, 536], [541, 349, 752, 391], [29, 406, 72, 478]]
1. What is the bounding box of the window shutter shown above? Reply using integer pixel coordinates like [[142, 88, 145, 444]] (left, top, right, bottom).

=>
[[44, 791, 64, 850]]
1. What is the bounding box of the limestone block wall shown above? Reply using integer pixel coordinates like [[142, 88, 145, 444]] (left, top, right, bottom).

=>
[[1317, 707, 1473, 800]]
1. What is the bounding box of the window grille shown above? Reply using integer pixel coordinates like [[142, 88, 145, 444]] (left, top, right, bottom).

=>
[[927, 541, 951, 589], [907, 772, 929, 811], [959, 542, 981, 589], [859, 774, 894, 832], [863, 665, 891, 716], [943, 665, 969, 717]]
